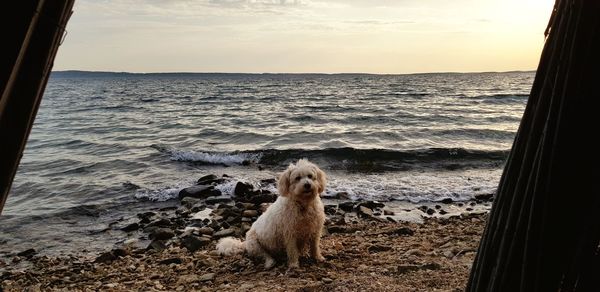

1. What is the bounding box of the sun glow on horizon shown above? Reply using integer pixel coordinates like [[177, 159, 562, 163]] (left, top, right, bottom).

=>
[[54, 0, 556, 74]]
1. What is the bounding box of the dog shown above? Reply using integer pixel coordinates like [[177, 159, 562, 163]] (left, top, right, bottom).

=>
[[216, 159, 327, 269]]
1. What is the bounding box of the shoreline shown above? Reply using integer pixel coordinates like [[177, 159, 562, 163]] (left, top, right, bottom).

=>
[[1, 174, 491, 291]]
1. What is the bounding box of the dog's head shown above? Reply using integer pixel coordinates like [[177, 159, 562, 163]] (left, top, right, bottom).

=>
[[277, 159, 326, 200]]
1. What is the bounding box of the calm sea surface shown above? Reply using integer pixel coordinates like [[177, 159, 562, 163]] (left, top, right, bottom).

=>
[[0, 71, 533, 258]]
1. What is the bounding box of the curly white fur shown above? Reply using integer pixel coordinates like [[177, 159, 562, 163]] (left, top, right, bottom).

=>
[[216, 159, 327, 268]]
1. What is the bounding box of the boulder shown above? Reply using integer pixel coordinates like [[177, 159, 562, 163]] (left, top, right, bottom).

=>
[[181, 235, 211, 252], [149, 228, 175, 240], [178, 185, 219, 199]]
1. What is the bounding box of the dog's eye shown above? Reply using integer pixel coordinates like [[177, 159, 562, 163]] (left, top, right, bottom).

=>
[[307, 174, 313, 179], [295, 176, 301, 181]]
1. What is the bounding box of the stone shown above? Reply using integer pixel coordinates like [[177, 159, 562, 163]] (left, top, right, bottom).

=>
[[234, 182, 254, 197], [181, 197, 201, 209], [322, 277, 333, 284], [248, 194, 277, 204], [112, 248, 129, 257], [181, 235, 211, 252], [440, 198, 454, 204], [387, 227, 414, 236], [435, 205, 442, 209], [16, 248, 36, 258], [338, 202, 355, 212], [146, 240, 167, 251], [213, 228, 236, 238], [426, 208, 436, 215], [383, 209, 395, 216], [94, 251, 117, 263], [358, 201, 385, 209], [199, 273, 215, 282], [149, 228, 175, 240], [178, 185, 218, 199], [242, 210, 258, 217], [205, 197, 233, 205], [159, 257, 182, 265], [327, 226, 359, 234], [358, 206, 373, 217], [146, 218, 172, 228], [368, 245, 392, 253], [439, 209, 448, 215], [397, 265, 420, 274], [197, 227, 214, 235], [474, 193, 494, 202], [121, 223, 140, 232], [197, 174, 222, 185]]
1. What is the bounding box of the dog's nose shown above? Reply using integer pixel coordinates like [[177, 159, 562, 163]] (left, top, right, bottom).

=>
[[304, 183, 311, 190]]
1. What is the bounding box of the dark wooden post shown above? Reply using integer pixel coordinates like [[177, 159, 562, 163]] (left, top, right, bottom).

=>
[[468, 0, 600, 291], [0, 0, 75, 214]]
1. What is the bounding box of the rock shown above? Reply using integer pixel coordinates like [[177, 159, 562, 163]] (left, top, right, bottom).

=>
[[121, 223, 140, 232], [383, 209, 395, 216], [181, 235, 211, 252], [146, 240, 167, 251], [324, 205, 337, 215], [435, 205, 442, 209], [418, 205, 428, 213], [159, 257, 182, 265], [260, 178, 276, 185], [16, 248, 36, 258], [237, 202, 255, 210], [426, 208, 436, 215], [338, 202, 355, 212], [112, 248, 129, 257], [248, 194, 277, 204], [458, 203, 464, 207], [440, 198, 454, 204], [322, 277, 333, 284], [466, 208, 473, 211], [178, 275, 200, 284], [397, 265, 420, 274], [358, 201, 385, 209], [199, 273, 215, 282], [197, 174, 223, 185], [386, 227, 414, 236], [149, 228, 175, 240], [327, 226, 359, 234], [439, 209, 448, 215], [357, 206, 373, 217], [242, 210, 258, 217], [181, 197, 201, 209], [146, 218, 172, 228], [368, 245, 392, 253], [234, 182, 254, 197], [94, 252, 117, 263], [197, 227, 214, 235], [333, 192, 350, 199], [213, 228, 236, 238], [443, 250, 454, 258], [178, 185, 218, 199], [474, 193, 494, 202], [205, 197, 233, 205], [421, 263, 441, 270]]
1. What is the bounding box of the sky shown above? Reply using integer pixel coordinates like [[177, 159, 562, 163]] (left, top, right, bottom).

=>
[[53, 0, 556, 74]]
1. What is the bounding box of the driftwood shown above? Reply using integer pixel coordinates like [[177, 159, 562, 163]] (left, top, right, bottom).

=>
[[0, 0, 75, 214], [468, 0, 600, 291]]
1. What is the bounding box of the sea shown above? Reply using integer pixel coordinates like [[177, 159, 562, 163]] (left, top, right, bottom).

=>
[[0, 71, 533, 260]]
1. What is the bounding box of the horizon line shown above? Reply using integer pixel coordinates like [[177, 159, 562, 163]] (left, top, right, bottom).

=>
[[52, 69, 537, 76]]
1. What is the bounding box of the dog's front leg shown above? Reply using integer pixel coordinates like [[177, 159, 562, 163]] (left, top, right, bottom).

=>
[[310, 234, 325, 262], [286, 240, 300, 268]]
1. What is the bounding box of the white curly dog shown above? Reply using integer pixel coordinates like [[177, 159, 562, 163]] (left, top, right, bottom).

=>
[[216, 159, 327, 269]]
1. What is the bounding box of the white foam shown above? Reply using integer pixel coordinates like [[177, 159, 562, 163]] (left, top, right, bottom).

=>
[[168, 149, 260, 165], [324, 169, 501, 203]]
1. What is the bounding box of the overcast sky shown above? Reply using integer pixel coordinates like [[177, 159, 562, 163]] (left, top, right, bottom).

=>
[[53, 0, 555, 74]]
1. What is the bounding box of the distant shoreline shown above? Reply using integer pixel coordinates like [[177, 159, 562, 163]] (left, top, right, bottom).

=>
[[50, 70, 536, 78]]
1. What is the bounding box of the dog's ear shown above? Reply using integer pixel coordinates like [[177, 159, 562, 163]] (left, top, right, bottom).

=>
[[316, 167, 327, 194], [277, 165, 293, 197]]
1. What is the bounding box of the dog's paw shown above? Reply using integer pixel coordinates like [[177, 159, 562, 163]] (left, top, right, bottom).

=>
[[314, 255, 326, 262], [264, 257, 276, 269], [287, 261, 300, 269]]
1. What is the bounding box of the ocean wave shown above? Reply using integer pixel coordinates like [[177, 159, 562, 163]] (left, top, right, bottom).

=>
[[152, 145, 509, 171], [151, 144, 261, 165]]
